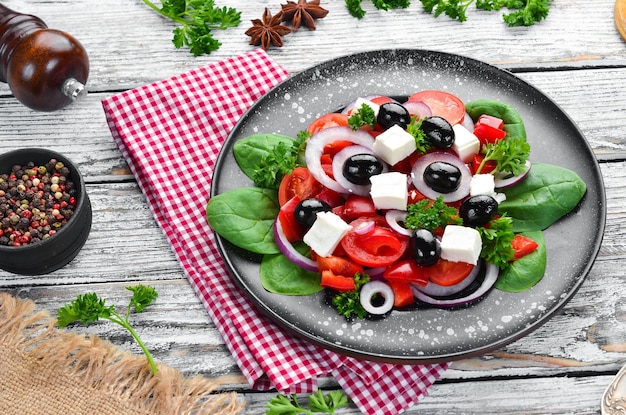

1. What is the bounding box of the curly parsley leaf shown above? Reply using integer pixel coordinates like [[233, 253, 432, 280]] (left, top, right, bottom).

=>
[[477, 135, 530, 176], [404, 196, 462, 232], [476, 214, 515, 268], [346, 0, 410, 18], [347, 104, 377, 130], [57, 285, 159, 374], [420, 0, 474, 22], [406, 116, 433, 153], [502, 0, 551, 26], [252, 133, 308, 189], [332, 273, 370, 319], [419, 0, 552, 26], [266, 390, 349, 415], [141, 0, 241, 56]]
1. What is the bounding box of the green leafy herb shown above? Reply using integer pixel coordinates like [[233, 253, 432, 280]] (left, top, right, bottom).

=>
[[332, 273, 370, 319], [404, 196, 462, 232], [419, 0, 551, 26], [57, 285, 159, 374], [476, 214, 515, 269], [406, 115, 433, 153], [254, 133, 308, 189], [266, 390, 349, 415], [346, 0, 411, 18], [476, 135, 530, 175], [141, 0, 241, 56], [347, 104, 377, 130]]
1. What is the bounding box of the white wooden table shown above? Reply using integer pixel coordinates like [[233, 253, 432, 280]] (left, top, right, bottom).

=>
[[1, 1, 625, 413]]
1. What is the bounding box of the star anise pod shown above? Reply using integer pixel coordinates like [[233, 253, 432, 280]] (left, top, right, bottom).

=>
[[245, 8, 292, 50], [281, 0, 329, 31]]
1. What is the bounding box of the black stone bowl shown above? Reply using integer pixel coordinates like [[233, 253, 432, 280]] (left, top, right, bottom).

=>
[[0, 148, 92, 275]]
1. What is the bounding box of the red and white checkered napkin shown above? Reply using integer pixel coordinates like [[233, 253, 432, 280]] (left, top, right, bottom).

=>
[[102, 49, 447, 415]]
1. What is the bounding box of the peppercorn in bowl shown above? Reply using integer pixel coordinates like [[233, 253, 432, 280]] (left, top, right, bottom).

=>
[[0, 148, 92, 275]]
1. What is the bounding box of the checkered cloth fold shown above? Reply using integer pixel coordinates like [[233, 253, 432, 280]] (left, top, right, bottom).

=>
[[102, 49, 447, 415]]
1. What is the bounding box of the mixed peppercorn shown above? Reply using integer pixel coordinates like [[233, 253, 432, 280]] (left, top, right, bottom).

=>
[[0, 159, 78, 246]]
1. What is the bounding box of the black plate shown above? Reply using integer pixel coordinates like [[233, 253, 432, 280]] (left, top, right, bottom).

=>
[[211, 49, 606, 363]]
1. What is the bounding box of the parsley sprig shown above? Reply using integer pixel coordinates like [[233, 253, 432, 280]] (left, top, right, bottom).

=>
[[406, 115, 433, 153], [141, 0, 241, 56], [253, 133, 308, 189], [346, 0, 411, 18], [477, 214, 515, 268], [347, 104, 377, 130], [57, 285, 159, 374], [332, 273, 370, 319], [266, 390, 349, 415], [476, 135, 530, 175], [404, 196, 462, 232]]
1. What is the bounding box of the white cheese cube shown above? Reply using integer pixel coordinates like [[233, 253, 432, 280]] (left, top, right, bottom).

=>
[[452, 124, 480, 163], [440, 225, 482, 265], [303, 211, 352, 258], [470, 174, 496, 197], [373, 124, 417, 166], [350, 97, 380, 118], [369, 172, 408, 211]]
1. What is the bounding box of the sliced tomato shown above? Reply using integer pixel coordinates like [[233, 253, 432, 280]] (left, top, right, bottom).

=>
[[317, 255, 363, 277], [407, 186, 428, 204], [342, 195, 377, 221], [323, 140, 354, 157], [278, 167, 324, 206], [383, 259, 429, 286], [277, 196, 307, 243], [427, 259, 475, 287], [369, 96, 394, 106], [511, 234, 539, 261], [387, 280, 416, 308], [315, 188, 345, 208], [341, 216, 409, 267], [308, 113, 350, 135], [320, 270, 356, 292], [407, 90, 466, 125]]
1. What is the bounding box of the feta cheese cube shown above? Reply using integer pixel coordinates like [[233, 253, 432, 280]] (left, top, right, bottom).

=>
[[369, 172, 408, 211], [350, 97, 380, 118], [303, 211, 352, 257], [470, 174, 496, 197], [440, 225, 482, 265], [452, 124, 480, 163], [373, 124, 417, 166]]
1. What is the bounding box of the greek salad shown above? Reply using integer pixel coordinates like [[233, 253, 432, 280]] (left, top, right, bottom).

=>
[[206, 90, 586, 320]]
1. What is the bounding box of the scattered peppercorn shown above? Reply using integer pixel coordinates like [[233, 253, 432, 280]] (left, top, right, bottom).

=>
[[0, 159, 78, 247]]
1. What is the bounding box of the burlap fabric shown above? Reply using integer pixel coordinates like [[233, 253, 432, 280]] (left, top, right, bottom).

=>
[[0, 292, 244, 414]]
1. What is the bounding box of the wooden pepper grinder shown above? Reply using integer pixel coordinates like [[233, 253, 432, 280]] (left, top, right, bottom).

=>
[[0, 4, 89, 111]]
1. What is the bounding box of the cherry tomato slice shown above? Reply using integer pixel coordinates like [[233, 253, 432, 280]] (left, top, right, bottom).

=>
[[317, 255, 363, 277], [383, 259, 429, 286], [427, 259, 475, 287], [387, 280, 416, 308], [277, 196, 306, 243], [308, 113, 350, 135], [407, 90, 466, 125], [278, 167, 324, 206], [342, 195, 377, 221], [341, 216, 409, 267], [511, 234, 539, 260]]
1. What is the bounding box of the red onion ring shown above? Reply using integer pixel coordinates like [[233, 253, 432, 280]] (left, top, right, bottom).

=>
[[331, 145, 386, 196], [412, 260, 481, 297], [411, 151, 472, 203], [305, 126, 376, 194], [494, 160, 532, 189], [273, 218, 319, 272], [385, 210, 414, 237], [402, 101, 432, 119], [461, 112, 475, 130], [360, 281, 394, 315], [411, 263, 499, 307], [353, 220, 375, 235]]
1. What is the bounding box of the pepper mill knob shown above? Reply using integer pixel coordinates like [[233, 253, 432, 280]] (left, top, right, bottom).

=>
[[0, 4, 89, 112]]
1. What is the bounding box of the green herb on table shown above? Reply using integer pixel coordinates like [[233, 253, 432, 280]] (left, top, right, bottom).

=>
[[141, 0, 241, 56], [266, 390, 349, 415], [421, 0, 552, 25], [57, 285, 159, 374]]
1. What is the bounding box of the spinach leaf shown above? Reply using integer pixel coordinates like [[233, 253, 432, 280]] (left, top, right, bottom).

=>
[[465, 99, 526, 141], [499, 163, 586, 232], [260, 245, 323, 295], [233, 133, 298, 181], [206, 187, 280, 254], [495, 231, 546, 292]]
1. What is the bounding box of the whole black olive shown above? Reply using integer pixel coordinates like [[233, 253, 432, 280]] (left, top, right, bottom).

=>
[[413, 229, 441, 266], [377, 102, 411, 130], [343, 153, 384, 185], [423, 161, 462, 193], [294, 198, 331, 227], [421, 116, 455, 149], [459, 195, 499, 227]]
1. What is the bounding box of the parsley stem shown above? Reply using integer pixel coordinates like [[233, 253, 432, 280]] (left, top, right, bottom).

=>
[[107, 311, 159, 375]]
